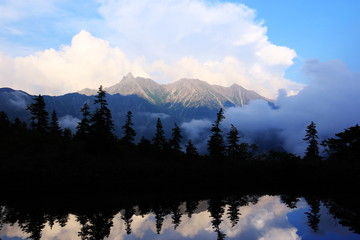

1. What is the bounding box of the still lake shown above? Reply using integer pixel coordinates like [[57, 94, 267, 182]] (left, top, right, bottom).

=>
[[0, 194, 359, 240]]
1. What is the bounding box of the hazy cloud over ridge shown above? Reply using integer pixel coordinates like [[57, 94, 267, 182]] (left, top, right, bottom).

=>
[[223, 59, 360, 155]]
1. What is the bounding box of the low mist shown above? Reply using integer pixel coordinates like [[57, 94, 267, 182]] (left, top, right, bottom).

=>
[[181, 60, 360, 155]]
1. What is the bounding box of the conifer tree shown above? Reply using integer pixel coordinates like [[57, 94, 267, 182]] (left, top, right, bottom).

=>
[[208, 108, 225, 160], [75, 103, 91, 140], [152, 118, 167, 149], [226, 124, 240, 158], [170, 123, 182, 152], [185, 139, 198, 157], [0, 111, 10, 131], [90, 86, 114, 141], [27, 95, 49, 133], [303, 121, 320, 161], [49, 110, 62, 136], [62, 128, 73, 140], [121, 111, 136, 144]]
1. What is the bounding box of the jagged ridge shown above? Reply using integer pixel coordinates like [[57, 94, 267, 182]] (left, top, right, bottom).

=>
[[79, 73, 269, 108]]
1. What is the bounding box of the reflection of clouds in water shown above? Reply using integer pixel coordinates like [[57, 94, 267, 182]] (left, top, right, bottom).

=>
[[174, 211, 212, 237], [259, 228, 300, 240], [0, 222, 30, 239], [0, 196, 305, 240], [41, 215, 81, 240], [221, 196, 301, 239], [0, 214, 81, 240]]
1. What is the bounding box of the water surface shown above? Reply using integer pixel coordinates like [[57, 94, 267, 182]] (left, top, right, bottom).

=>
[[0, 195, 359, 240]]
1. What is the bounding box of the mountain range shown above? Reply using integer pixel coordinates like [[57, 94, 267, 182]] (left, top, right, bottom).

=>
[[0, 73, 270, 141], [79, 73, 268, 108]]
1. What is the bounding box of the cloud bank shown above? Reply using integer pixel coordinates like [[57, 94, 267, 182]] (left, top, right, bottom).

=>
[[223, 59, 360, 155], [0, 0, 302, 98]]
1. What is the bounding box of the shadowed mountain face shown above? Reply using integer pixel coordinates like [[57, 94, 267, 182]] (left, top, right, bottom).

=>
[[0, 74, 269, 140], [79, 73, 269, 109]]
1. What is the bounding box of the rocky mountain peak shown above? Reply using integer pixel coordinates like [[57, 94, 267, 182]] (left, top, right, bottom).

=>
[[77, 74, 269, 108]]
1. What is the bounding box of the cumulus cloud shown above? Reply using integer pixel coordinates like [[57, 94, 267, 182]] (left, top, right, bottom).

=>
[[0, 0, 302, 98], [0, 31, 149, 95], [223, 59, 360, 155]]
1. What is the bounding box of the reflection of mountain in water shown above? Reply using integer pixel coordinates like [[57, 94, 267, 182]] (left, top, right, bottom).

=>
[[0, 195, 359, 240]]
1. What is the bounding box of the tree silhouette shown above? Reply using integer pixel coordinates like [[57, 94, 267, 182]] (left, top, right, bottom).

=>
[[322, 124, 360, 163], [208, 199, 226, 240], [185, 200, 199, 218], [49, 110, 62, 136], [152, 118, 167, 150], [226, 197, 241, 227], [27, 95, 49, 133], [226, 124, 240, 159], [121, 207, 134, 235], [75, 103, 91, 140], [305, 197, 321, 232], [153, 206, 167, 234], [185, 140, 198, 158], [77, 211, 115, 240], [171, 202, 182, 230], [0, 111, 10, 138], [169, 123, 182, 152], [121, 111, 136, 145], [62, 127, 73, 140], [303, 121, 320, 161], [280, 195, 300, 209], [208, 108, 225, 160], [90, 86, 114, 142]]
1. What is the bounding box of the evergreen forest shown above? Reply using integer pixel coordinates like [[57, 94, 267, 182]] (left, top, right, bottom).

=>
[[0, 86, 359, 199]]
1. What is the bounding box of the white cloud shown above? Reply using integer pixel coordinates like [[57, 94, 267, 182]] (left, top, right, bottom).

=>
[[0, 30, 149, 95], [223, 59, 360, 155], [0, 0, 302, 98]]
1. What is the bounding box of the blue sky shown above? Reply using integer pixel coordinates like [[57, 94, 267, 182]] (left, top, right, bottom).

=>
[[238, 0, 360, 82], [0, 0, 359, 98]]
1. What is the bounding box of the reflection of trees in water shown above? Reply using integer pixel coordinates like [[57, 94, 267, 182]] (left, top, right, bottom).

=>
[[280, 195, 300, 209], [0, 195, 359, 240], [208, 198, 226, 240], [171, 202, 182, 230], [76, 210, 116, 240], [185, 200, 199, 218], [226, 195, 258, 228], [324, 197, 360, 234], [121, 207, 134, 235], [304, 197, 321, 232], [153, 205, 170, 234]]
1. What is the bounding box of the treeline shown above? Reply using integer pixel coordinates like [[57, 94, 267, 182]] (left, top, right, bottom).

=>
[[0, 86, 359, 195]]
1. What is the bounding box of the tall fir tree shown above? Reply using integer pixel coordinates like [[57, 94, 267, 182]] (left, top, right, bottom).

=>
[[226, 124, 240, 158], [207, 108, 225, 160], [170, 123, 182, 152], [27, 95, 49, 133], [185, 139, 198, 158], [49, 110, 62, 136], [90, 86, 114, 141], [121, 111, 136, 144], [75, 103, 91, 140], [303, 121, 320, 161], [152, 118, 167, 149]]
